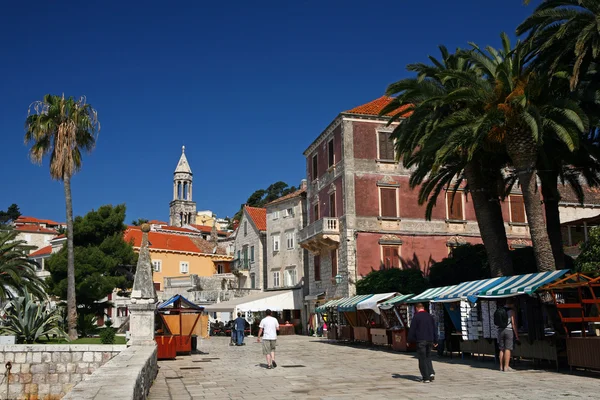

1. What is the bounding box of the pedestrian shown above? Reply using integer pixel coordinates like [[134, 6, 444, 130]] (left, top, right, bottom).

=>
[[408, 303, 438, 383], [256, 309, 280, 369], [234, 312, 246, 346], [494, 299, 519, 372]]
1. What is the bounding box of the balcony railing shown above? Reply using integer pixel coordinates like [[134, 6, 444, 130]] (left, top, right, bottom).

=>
[[299, 217, 339, 243]]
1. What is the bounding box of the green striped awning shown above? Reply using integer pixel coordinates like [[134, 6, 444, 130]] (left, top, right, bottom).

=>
[[406, 285, 456, 303], [337, 294, 374, 312], [477, 270, 569, 298], [315, 297, 347, 313], [378, 294, 414, 310]]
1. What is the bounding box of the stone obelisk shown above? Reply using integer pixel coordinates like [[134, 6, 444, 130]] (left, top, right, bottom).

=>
[[128, 223, 158, 346]]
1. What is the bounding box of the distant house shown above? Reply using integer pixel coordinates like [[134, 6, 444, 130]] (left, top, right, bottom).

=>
[[13, 216, 65, 253], [27, 234, 66, 278], [232, 206, 267, 290]]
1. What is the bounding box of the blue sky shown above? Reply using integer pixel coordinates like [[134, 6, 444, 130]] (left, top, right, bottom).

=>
[[0, 0, 540, 224]]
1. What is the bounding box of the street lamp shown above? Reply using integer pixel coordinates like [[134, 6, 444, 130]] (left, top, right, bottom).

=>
[[335, 274, 343, 285]]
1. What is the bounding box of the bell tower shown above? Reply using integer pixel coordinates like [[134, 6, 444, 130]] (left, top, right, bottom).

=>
[[169, 146, 197, 227]]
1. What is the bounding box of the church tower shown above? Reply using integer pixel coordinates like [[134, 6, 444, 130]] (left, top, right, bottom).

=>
[[169, 146, 197, 227]]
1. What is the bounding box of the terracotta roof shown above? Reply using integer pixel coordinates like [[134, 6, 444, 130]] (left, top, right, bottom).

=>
[[266, 188, 307, 207], [559, 185, 600, 205], [52, 234, 66, 240], [15, 225, 58, 234], [189, 224, 228, 236], [344, 96, 413, 118], [156, 225, 198, 234], [149, 220, 168, 225], [29, 245, 52, 258], [123, 228, 228, 255], [15, 216, 62, 226], [245, 206, 267, 231]]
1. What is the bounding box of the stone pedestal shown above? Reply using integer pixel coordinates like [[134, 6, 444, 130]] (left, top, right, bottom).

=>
[[128, 302, 156, 346]]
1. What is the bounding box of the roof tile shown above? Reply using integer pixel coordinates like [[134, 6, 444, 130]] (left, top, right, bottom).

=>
[[28, 245, 52, 258], [266, 188, 306, 207], [245, 206, 267, 231], [345, 96, 412, 117]]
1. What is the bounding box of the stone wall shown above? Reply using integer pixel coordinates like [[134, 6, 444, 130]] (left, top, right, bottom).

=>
[[63, 345, 157, 400], [0, 344, 125, 399]]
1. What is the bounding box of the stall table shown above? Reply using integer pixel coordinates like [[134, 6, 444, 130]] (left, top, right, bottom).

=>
[[279, 324, 295, 335], [353, 326, 371, 343], [338, 325, 354, 341], [566, 337, 600, 371], [391, 329, 414, 352], [371, 328, 391, 346]]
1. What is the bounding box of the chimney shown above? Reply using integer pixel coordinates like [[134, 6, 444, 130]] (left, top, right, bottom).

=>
[[300, 179, 308, 190]]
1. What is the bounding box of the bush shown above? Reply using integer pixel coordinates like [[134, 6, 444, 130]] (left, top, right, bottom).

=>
[[77, 313, 100, 337], [356, 268, 428, 295], [99, 327, 116, 344], [575, 226, 600, 276]]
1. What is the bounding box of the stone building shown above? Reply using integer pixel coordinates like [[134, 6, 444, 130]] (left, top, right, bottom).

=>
[[232, 206, 267, 290], [265, 181, 308, 290], [169, 146, 197, 227], [27, 234, 66, 278], [13, 216, 64, 253]]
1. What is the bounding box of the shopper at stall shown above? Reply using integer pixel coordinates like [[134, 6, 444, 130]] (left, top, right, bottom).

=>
[[256, 309, 280, 369], [408, 303, 438, 383], [495, 299, 519, 372], [234, 312, 246, 346]]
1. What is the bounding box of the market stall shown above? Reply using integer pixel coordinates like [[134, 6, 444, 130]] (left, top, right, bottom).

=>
[[315, 297, 348, 340], [156, 294, 205, 359], [378, 294, 414, 351], [337, 294, 374, 342], [356, 292, 398, 346]]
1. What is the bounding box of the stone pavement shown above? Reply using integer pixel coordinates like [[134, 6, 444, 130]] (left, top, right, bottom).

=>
[[149, 336, 600, 400]]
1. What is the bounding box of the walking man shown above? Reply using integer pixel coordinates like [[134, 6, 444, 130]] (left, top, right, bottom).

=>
[[495, 300, 519, 372], [408, 303, 438, 383], [234, 312, 246, 346], [256, 309, 280, 369]]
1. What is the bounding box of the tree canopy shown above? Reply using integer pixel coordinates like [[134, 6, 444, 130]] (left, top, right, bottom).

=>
[[231, 181, 298, 224], [0, 204, 21, 225], [574, 227, 600, 276], [356, 268, 428, 296]]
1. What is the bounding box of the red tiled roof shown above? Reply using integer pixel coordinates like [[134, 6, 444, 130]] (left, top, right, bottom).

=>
[[123, 228, 228, 255], [29, 245, 52, 258], [344, 96, 413, 118], [15, 216, 62, 226], [245, 206, 267, 231], [149, 220, 168, 225], [189, 224, 228, 236], [15, 225, 58, 234], [156, 225, 198, 234], [266, 188, 306, 207], [559, 185, 600, 204], [52, 234, 66, 240]]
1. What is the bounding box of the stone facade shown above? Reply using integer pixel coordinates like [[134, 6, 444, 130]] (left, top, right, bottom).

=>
[[232, 207, 266, 290], [169, 146, 197, 227], [0, 344, 124, 399]]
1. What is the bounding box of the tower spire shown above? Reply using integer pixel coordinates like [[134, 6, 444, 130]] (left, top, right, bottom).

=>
[[170, 146, 196, 227]]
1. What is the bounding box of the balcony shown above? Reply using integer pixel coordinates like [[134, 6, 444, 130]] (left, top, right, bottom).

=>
[[299, 217, 340, 253], [232, 257, 250, 271]]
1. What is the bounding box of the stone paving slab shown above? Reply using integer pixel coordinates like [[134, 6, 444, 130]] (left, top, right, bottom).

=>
[[149, 336, 600, 400]]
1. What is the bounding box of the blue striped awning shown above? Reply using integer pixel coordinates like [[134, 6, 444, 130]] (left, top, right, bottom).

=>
[[477, 270, 569, 298], [433, 277, 508, 303], [379, 294, 414, 310], [406, 285, 456, 303], [337, 294, 374, 312], [315, 298, 347, 313]]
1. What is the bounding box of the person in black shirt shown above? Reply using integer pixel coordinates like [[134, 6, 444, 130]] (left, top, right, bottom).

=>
[[408, 303, 438, 383]]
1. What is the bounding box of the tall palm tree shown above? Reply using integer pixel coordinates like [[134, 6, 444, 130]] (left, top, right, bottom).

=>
[[0, 230, 47, 301], [24, 94, 100, 340], [382, 47, 514, 277], [518, 0, 600, 90]]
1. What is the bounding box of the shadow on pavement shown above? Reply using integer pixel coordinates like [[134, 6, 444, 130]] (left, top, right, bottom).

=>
[[391, 374, 421, 382]]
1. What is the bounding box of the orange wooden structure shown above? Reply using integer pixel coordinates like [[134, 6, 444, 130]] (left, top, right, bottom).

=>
[[156, 295, 204, 359]]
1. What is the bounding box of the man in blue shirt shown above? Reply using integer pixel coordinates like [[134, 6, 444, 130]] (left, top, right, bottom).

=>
[[408, 303, 438, 383], [234, 312, 246, 346]]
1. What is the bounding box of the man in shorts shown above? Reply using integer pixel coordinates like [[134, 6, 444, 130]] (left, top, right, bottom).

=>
[[496, 300, 519, 372], [256, 309, 280, 369]]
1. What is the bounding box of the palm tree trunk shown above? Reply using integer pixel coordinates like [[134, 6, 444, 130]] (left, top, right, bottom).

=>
[[64, 173, 78, 340], [541, 177, 565, 269], [464, 163, 514, 277]]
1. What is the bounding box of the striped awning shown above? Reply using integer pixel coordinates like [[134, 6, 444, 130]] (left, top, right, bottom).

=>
[[315, 297, 347, 313], [379, 294, 414, 310], [337, 294, 374, 312], [406, 285, 456, 303], [477, 270, 569, 298], [356, 292, 398, 314], [433, 277, 508, 303]]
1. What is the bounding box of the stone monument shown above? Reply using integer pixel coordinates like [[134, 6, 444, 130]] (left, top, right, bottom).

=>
[[128, 223, 158, 346]]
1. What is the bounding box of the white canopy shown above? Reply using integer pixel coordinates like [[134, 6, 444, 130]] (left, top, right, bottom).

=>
[[356, 292, 397, 314], [203, 289, 303, 313]]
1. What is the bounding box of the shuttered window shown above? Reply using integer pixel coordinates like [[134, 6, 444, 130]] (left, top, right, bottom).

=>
[[382, 246, 400, 268], [446, 192, 464, 220], [378, 131, 395, 160], [314, 255, 321, 281], [380, 188, 398, 217], [329, 192, 336, 218], [328, 139, 335, 167], [313, 203, 319, 221], [331, 250, 338, 277], [312, 154, 318, 181], [510, 195, 526, 223]]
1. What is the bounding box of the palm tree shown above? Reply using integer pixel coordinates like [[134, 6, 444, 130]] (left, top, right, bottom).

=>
[[517, 0, 600, 90], [24, 94, 100, 340], [0, 230, 47, 300], [382, 47, 514, 277]]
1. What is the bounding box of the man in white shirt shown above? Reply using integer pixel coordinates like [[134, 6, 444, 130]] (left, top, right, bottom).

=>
[[256, 309, 280, 369]]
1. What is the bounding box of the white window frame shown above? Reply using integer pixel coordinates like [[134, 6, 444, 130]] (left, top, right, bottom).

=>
[[152, 260, 162, 273], [180, 261, 189, 274], [273, 270, 281, 288], [378, 187, 400, 218], [445, 191, 465, 221], [284, 267, 297, 287], [272, 234, 281, 252], [286, 231, 295, 250], [273, 210, 280, 220]]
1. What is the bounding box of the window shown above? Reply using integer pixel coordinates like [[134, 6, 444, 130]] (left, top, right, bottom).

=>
[[237, 250, 240, 260], [250, 246, 255, 262], [180, 261, 189, 273], [283, 207, 294, 218], [378, 131, 395, 160], [314, 255, 321, 281], [284, 268, 297, 286], [152, 260, 162, 273], [313, 203, 319, 221], [243, 246, 248, 268], [273, 271, 280, 288], [250, 273, 256, 289], [273, 210, 280, 220], [272, 234, 280, 252], [446, 192, 464, 220], [329, 192, 336, 218], [328, 138, 335, 168], [217, 264, 224, 274], [331, 250, 338, 277], [509, 195, 526, 223], [153, 282, 161, 291], [244, 221, 248, 236], [312, 154, 318, 181], [117, 307, 128, 317], [380, 188, 398, 217], [382, 246, 400, 268], [286, 231, 295, 249]]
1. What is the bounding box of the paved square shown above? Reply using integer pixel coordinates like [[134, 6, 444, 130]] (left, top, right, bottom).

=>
[[149, 336, 600, 399]]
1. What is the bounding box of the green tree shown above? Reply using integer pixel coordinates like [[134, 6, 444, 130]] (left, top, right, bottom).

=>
[[574, 226, 600, 276], [356, 268, 428, 296], [25, 94, 100, 339], [46, 204, 136, 317], [0, 230, 47, 300], [131, 218, 149, 226], [231, 181, 297, 223], [0, 204, 21, 224]]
